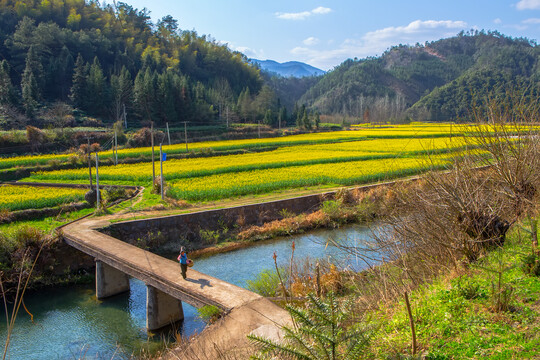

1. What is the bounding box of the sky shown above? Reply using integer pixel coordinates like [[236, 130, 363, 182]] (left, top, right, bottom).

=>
[[119, 0, 540, 70]]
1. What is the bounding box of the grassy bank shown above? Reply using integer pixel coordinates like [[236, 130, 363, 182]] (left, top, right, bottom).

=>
[[370, 222, 540, 358]]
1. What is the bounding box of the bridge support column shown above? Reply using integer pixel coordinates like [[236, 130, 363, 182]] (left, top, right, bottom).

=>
[[96, 260, 130, 299], [146, 285, 184, 331]]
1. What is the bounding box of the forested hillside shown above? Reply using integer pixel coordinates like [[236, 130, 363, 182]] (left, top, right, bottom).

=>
[[299, 31, 540, 122], [0, 0, 273, 129]]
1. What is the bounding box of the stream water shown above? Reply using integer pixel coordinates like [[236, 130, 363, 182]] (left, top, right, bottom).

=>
[[0, 224, 375, 359]]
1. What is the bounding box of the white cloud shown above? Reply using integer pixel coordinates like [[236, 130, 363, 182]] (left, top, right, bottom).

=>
[[289, 19, 468, 70], [312, 6, 332, 15], [523, 17, 540, 23], [364, 20, 467, 42], [494, 18, 502, 24], [276, 11, 312, 20], [303, 37, 320, 46], [275, 6, 332, 20], [516, 0, 540, 10], [233, 45, 265, 59]]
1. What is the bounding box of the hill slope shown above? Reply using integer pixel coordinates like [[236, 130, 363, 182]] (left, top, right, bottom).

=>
[[299, 31, 540, 122]]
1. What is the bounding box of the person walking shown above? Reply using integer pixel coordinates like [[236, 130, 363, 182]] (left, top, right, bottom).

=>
[[178, 246, 188, 279]]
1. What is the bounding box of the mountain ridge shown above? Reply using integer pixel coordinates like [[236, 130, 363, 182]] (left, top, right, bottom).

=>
[[251, 59, 325, 78]]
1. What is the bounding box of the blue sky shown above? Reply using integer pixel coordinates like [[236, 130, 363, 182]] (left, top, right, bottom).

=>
[[121, 0, 540, 70]]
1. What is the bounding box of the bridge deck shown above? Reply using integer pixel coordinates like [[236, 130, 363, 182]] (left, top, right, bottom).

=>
[[61, 216, 261, 311]]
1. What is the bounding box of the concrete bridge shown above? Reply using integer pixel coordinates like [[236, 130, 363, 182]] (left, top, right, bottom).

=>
[[60, 215, 286, 333]]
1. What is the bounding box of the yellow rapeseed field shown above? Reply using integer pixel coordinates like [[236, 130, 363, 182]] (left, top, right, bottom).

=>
[[166, 154, 451, 201], [0, 123, 465, 170], [28, 136, 468, 184], [0, 185, 87, 211]]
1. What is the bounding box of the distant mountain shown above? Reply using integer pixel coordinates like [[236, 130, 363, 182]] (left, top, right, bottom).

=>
[[298, 31, 540, 122], [251, 59, 326, 78]]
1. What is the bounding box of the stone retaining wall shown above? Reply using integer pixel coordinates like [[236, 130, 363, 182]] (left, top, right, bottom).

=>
[[102, 179, 412, 254]]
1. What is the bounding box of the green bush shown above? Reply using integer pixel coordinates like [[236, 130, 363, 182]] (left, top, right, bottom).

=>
[[246, 268, 284, 297], [452, 276, 486, 300], [522, 254, 540, 276], [197, 305, 222, 323], [12, 225, 45, 248], [103, 186, 128, 204], [199, 229, 220, 245], [321, 200, 343, 219]]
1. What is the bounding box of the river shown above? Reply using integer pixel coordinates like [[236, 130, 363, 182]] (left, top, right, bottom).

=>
[[0, 224, 374, 359]]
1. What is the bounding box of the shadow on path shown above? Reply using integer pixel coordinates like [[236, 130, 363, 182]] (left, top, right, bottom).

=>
[[186, 278, 213, 289]]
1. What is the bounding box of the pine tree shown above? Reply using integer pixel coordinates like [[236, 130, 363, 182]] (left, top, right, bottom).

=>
[[302, 110, 311, 130], [296, 104, 306, 128], [157, 70, 177, 124], [237, 87, 251, 121], [57, 46, 74, 100], [134, 68, 157, 122], [111, 66, 133, 122], [21, 46, 42, 117], [86, 57, 107, 115], [0, 60, 15, 105], [22, 72, 39, 117], [263, 109, 273, 126], [70, 53, 87, 109], [279, 106, 287, 128]]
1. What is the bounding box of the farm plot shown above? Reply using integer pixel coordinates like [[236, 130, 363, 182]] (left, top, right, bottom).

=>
[[0, 185, 87, 211], [0, 123, 464, 170], [165, 154, 452, 201], [26, 136, 468, 185]]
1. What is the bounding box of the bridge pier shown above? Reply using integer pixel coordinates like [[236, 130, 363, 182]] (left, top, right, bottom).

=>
[[147, 285, 184, 331], [96, 260, 130, 299]]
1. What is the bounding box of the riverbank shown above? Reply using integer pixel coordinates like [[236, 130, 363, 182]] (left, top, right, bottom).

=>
[[369, 221, 540, 358]]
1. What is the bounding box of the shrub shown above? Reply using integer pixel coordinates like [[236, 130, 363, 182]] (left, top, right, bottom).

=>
[[248, 293, 374, 359], [247, 269, 283, 297], [452, 276, 486, 300], [199, 229, 220, 245], [321, 200, 345, 220], [0, 208, 12, 223], [522, 254, 540, 276], [103, 187, 128, 204], [11, 225, 45, 248], [197, 305, 222, 323], [26, 125, 45, 152], [46, 159, 61, 169], [127, 127, 165, 147]]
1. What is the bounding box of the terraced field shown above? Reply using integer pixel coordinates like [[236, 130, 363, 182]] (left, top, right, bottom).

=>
[[0, 123, 467, 170], [19, 125, 476, 201], [0, 185, 87, 211]]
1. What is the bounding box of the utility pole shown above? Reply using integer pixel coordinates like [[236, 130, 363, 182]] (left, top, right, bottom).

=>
[[160, 143, 164, 200], [114, 130, 118, 165], [183, 121, 188, 152], [226, 106, 229, 128], [87, 137, 92, 187], [123, 103, 127, 129], [166, 122, 171, 145], [95, 152, 100, 210], [151, 121, 155, 185], [258, 120, 261, 138]]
